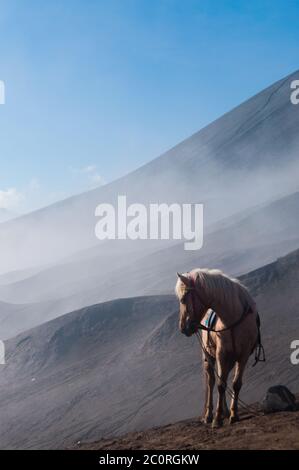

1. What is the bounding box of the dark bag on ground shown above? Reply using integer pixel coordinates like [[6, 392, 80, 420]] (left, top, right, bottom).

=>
[[262, 385, 297, 413]]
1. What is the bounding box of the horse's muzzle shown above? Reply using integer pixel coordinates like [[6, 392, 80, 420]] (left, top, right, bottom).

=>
[[181, 319, 198, 337]]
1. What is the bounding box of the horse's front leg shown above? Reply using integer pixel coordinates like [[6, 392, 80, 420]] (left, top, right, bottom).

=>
[[202, 355, 215, 424], [213, 355, 230, 428], [229, 360, 246, 424], [222, 392, 230, 419]]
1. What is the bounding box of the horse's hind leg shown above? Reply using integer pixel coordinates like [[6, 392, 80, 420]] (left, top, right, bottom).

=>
[[202, 355, 215, 424], [229, 360, 246, 424]]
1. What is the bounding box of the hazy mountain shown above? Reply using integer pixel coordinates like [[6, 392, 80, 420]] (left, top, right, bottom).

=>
[[0, 248, 298, 449], [0, 267, 44, 286], [0, 296, 92, 340], [0, 70, 298, 274], [0, 190, 298, 340], [0, 191, 297, 309], [0, 208, 16, 223]]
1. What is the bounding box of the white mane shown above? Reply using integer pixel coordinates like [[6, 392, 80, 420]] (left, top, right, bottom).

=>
[[175, 268, 255, 314]]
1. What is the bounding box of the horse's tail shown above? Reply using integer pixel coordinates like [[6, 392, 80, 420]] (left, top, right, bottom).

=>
[[252, 312, 266, 367]]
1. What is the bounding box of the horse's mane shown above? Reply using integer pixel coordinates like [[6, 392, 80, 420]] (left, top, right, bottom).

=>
[[175, 268, 255, 314]]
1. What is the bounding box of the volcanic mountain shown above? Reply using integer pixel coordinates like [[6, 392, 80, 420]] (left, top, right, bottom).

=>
[[0, 70, 298, 276], [0, 71, 298, 342]]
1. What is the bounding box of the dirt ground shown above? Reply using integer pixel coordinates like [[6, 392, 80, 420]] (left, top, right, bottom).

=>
[[77, 405, 299, 450]]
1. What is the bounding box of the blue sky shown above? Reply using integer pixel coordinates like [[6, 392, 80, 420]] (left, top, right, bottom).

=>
[[0, 0, 298, 213]]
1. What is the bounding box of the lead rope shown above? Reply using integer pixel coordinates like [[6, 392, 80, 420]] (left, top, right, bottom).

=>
[[252, 315, 266, 367], [195, 331, 260, 418]]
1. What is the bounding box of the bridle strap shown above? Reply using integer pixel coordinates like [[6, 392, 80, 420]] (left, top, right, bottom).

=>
[[197, 304, 252, 333]]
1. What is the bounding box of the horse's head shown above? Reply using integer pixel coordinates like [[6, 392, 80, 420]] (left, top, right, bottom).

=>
[[176, 272, 208, 337]]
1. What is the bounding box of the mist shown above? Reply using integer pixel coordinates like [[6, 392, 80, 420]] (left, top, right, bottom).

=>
[[0, 71, 297, 341]]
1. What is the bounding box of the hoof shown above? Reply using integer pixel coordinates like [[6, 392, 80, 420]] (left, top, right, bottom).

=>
[[212, 418, 223, 428], [202, 415, 213, 425], [229, 415, 239, 425]]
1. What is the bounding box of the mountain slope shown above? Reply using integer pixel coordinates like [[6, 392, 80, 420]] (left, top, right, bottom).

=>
[[0, 70, 298, 274], [80, 403, 299, 450], [0, 247, 299, 449]]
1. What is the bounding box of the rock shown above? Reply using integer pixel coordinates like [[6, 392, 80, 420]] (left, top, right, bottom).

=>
[[262, 385, 297, 413]]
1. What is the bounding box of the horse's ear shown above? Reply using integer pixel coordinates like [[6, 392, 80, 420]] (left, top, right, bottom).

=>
[[177, 272, 190, 287]]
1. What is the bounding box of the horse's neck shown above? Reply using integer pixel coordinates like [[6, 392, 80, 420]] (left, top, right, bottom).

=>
[[195, 276, 244, 326], [207, 296, 241, 326]]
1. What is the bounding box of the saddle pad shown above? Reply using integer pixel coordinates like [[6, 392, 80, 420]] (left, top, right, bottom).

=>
[[205, 310, 217, 329]]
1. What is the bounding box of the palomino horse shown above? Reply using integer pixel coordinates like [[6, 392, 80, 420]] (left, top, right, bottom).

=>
[[176, 268, 262, 427]]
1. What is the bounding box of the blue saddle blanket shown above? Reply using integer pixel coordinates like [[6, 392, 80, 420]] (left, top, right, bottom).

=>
[[205, 310, 217, 329]]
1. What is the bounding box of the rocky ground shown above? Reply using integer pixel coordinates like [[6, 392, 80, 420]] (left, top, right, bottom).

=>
[[77, 401, 299, 450]]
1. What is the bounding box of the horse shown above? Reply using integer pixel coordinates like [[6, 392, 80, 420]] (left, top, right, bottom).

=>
[[175, 268, 262, 427]]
